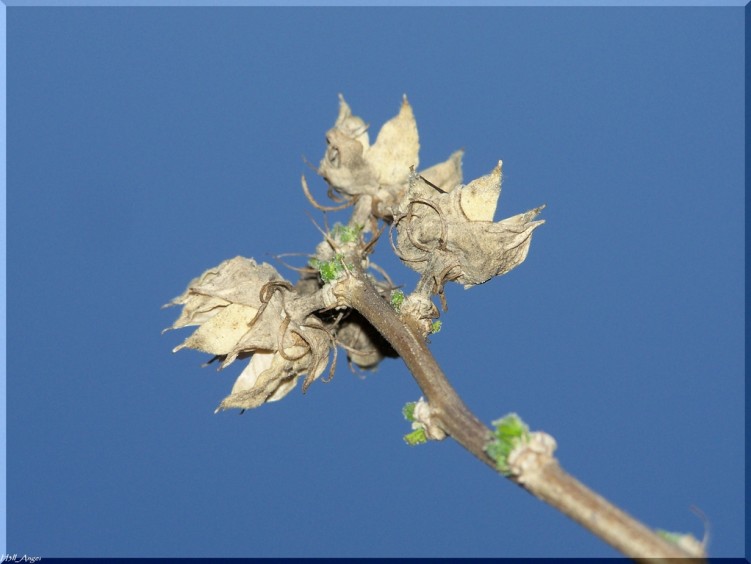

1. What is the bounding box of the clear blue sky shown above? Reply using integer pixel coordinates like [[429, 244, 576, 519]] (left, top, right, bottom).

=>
[[6, 6, 744, 558]]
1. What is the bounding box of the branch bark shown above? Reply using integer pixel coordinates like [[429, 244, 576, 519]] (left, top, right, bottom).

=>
[[333, 258, 703, 562]]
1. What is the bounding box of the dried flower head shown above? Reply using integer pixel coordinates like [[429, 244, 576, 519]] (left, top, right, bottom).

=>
[[166, 95, 544, 413], [320, 94, 419, 198], [164, 257, 334, 411], [393, 162, 545, 292]]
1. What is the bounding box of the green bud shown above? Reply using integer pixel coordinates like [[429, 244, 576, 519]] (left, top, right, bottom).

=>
[[403, 428, 427, 446], [331, 222, 362, 244], [391, 289, 405, 312], [486, 413, 530, 476], [402, 401, 416, 421], [314, 253, 351, 283]]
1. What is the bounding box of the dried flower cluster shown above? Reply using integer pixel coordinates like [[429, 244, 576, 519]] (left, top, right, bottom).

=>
[[162, 97, 706, 564], [165, 95, 544, 412]]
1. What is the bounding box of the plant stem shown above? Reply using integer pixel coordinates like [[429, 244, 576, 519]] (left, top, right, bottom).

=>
[[333, 262, 703, 562], [335, 264, 495, 468]]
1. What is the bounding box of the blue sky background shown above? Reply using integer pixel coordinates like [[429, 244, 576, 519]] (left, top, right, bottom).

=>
[[6, 6, 744, 558]]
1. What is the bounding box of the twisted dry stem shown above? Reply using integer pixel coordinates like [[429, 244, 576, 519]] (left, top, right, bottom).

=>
[[333, 254, 702, 562]]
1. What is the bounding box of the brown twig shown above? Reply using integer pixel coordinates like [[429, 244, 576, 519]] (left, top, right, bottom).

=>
[[332, 254, 702, 563]]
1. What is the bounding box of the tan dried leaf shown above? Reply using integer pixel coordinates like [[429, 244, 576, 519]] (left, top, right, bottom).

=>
[[166, 257, 294, 368]]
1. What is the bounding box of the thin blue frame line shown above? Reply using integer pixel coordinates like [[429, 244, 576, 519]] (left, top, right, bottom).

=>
[[1, 1, 7, 558], [0, 1, 748, 7]]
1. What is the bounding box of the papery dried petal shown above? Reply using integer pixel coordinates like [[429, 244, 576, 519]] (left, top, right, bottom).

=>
[[395, 164, 544, 292], [230, 350, 275, 396], [320, 128, 378, 196], [215, 326, 332, 412], [221, 292, 289, 367], [333, 94, 370, 151], [453, 207, 545, 287], [216, 351, 298, 412], [420, 150, 464, 193], [367, 96, 419, 186], [460, 161, 502, 222], [164, 257, 285, 330], [173, 303, 258, 356]]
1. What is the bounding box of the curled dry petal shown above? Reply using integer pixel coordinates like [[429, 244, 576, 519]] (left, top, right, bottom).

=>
[[164, 256, 285, 330], [460, 160, 503, 222], [395, 162, 544, 290], [366, 96, 419, 186], [166, 256, 335, 411], [215, 326, 332, 412], [419, 149, 464, 194], [373, 150, 464, 220], [333, 94, 370, 151], [319, 95, 419, 198]]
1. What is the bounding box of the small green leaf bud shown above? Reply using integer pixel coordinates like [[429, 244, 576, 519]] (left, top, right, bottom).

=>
[[486, 413, 530, 476], [332, 222, 362, 244], [403, 428, 427, 446], [391, 289, 405, 313], [402, 401, 416, 421]]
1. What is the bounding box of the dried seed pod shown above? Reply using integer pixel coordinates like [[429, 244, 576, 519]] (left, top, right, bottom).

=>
[[164, 256, 284, 330], [319, 95, 419, 199], [419, 149, 464, 194], [215, 326, 332, 412], [166, 257, 335, 411], [373, 150, 464, 221], [366, 96, 419, 187], [318, 95, 469, 225], [394, 162, 544, 291]]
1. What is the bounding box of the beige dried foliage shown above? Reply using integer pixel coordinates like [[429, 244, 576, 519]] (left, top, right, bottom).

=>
[[460, 161, 503, 222], [215, 327, 332, 412], [317, 97, 470, 225], [165, 257, 333, 412], [420, 149, 464, 193], [165, 256, 284, 330], [395, 162, 545, 289], [319, 95, 419, 198], [365, 97, 419, 186], [167, 95, 545, 414], [176, 303, 258, 357]]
